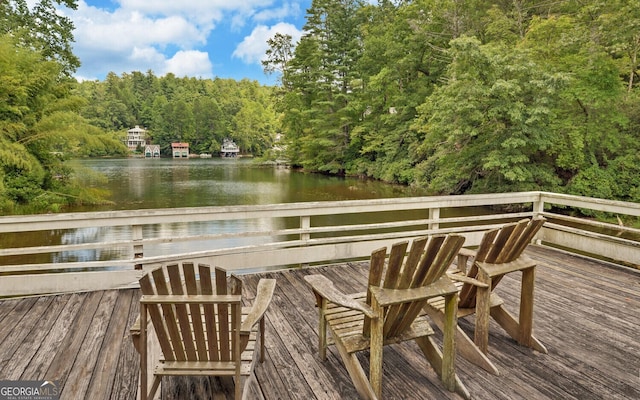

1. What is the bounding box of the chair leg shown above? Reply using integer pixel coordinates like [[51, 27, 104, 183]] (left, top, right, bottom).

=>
[[259, 316, 265, 363], [423, 305, 499, 375], [147, 376, 161, 400], [491, 306, 548, 354], [416, 336, 471, 400], [235, 370, 241, 400], [519, 267, 535, 347], [441, 293, 456, 390], [140, 305, 148, 400], [474, 269, 491, 354], [369, 297, 384, 398], [318, 298, 327, 360], [333, 336, 378, 399], [489, 267, 547, 354]]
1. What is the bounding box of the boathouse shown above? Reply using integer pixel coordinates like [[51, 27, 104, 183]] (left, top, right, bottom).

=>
[[144, 145, 160, 158], [171, 142, 189, 158]]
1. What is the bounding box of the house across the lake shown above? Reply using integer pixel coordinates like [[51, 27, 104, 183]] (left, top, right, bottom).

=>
[[171, 142, 189, 158], [126, 125, 147, 151], [221, 138, 239, 157]]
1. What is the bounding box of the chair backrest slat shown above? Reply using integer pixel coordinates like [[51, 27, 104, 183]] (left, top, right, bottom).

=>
[[398, 237, 429, 289], [151, 267, 187, 361], [420, 235, 450, 285], [140, 263, 244, 365], [474, 229, 498, 263], [484, 223, 517, 264], [139, 273, 175, 361], [382, 237, 430, 336], [383, 241, 409, 290], [363, 234, 464, 339], [167, 264, 198, 360], [363, 247, 387, 334], [505, 217, 545, 261], [183, 263, 208, 360], [199, 265, 220, 361], [458, 217, 546, 308], [215, 267, 231, 361], [391, 235, 465, 336]]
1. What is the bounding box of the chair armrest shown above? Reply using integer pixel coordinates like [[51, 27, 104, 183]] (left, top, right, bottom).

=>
[[476, 256, 537, 277], [446, 272, 490, 288], [240, 278, 276, 333], [370, 276, 458, 307], [458, 248, 477, 258], [304, 274, 375, 318]]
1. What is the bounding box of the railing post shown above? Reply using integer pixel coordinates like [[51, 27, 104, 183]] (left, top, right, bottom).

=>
[[533, 194, 544, 245], [533, 195, 544, 217], [300, 215, 310, 242], [429, 208, 440, 232], [300, 215, 311, 268], [133, 224, 144, 269]]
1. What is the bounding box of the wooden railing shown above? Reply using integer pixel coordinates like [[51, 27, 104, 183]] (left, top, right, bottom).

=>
[[1, 191, 638, 297]]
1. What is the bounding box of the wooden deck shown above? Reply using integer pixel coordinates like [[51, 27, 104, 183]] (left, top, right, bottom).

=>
[[0, 245, 639, 399]]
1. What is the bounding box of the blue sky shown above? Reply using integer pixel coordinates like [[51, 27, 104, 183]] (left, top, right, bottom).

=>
[[61, 0, 311, 84]]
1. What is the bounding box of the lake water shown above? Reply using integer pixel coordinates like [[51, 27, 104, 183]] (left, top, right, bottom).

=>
[[2, 158, 432, 264], [68, 157, 430, 210]]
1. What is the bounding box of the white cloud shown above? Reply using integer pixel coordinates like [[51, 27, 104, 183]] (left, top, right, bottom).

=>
[[129, 46, 166, 64], [162, 51, 213, 78], [233, 22, 302, 65], [253, 2, 302, 23], [71, 1, 216, 78], [116, 0, 271, 24], [67, 0, 308, 81], [76, 12, 205, 52]]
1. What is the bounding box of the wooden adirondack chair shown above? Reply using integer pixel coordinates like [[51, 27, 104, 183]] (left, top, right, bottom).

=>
[[424, 216, 547, 375], [133, 262, 275, 400], [304, 234, 470, 400]]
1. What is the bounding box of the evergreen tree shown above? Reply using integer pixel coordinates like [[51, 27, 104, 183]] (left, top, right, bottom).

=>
[[287, 0, 365, 174]]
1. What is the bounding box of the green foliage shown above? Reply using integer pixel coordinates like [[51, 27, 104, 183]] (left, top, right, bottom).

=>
[[1, 0, 80, 75], [77, 74, 278, 157], [411, 37, 566, 194], [0, 33, 126, 213], [275, 0, 640, 202], [278, 0, 366, 174]]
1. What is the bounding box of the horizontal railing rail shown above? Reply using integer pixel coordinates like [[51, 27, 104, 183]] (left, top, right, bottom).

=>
[[0, 191, 638, 297]]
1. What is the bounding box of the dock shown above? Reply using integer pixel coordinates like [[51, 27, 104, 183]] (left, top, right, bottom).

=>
[[0, 245, 639, 399]]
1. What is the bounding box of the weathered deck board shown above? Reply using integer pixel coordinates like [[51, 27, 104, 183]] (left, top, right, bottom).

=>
[[0, 245, 639, 399], [110, 291, 142, 400], [1, 295, 68, 380], [86, 289, 136, 399]]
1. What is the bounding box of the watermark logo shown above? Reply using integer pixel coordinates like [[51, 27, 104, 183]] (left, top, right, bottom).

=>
[[0, 380, 59, 400]]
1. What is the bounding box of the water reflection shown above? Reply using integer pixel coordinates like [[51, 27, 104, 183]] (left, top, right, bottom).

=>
[[2, 158, 429, 265]]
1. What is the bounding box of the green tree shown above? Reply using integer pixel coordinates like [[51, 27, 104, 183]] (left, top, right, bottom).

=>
[[0, 34, 125, 213], [0, 0, 80, 75], [413, 36, 565, 194], [285, 0, 365, 174], [523, 14, 627, 189], [349, 0, 452, 183], [193, 96, 221, 154], [262, 33, 295, 87], [596, 0, 640, 92]]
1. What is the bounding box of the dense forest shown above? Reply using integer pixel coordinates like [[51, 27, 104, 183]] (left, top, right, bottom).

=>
[[75, 73, 278, 157], [266, 0, 640, 202], [1, 0, 640, 214]]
